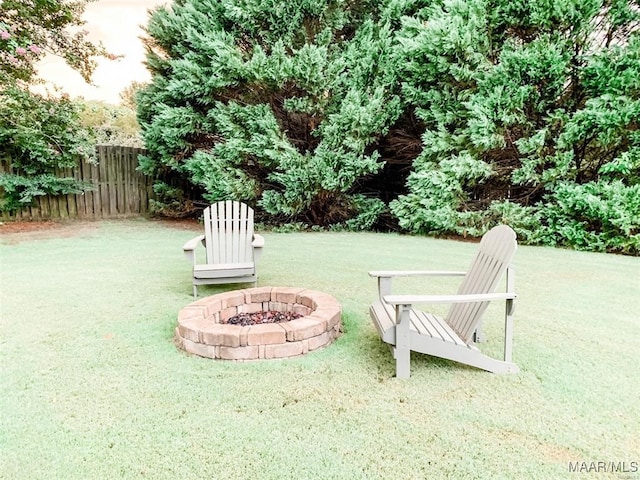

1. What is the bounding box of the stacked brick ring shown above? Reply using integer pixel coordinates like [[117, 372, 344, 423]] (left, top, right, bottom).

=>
[[176, 287, 342, 360]]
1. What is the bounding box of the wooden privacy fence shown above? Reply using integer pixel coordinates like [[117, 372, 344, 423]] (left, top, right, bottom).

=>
[[1, 146, 154, 221]]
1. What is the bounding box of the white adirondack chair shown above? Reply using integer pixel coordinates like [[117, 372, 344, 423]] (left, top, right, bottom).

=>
[[369, 225, 518, 378], [183, 201, 265, 297]]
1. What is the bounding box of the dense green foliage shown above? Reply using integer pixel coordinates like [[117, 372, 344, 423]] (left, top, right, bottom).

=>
[[79, 100, 142, 147], [391, 0, 640, 254], [0, 0, 108, 212], [138, 0, 402, 227], [0, 87, 95, 211], [139, 0, 640, 253]]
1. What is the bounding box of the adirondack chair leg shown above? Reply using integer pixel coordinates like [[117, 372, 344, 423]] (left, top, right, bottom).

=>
[[395, 348, 410, 379], [395, 305, 412, 379], [503, 298, 516, 362], [193, 284, 198, 298], [503, 266, 516, 362]]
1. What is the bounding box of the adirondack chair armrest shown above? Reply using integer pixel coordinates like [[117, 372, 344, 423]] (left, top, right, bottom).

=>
[[183, 235, 205, 264], [383, 292, 517, 305], [369, 270, 467, 299], [252, 234, 265, 249], [369, 270, 467, 278]]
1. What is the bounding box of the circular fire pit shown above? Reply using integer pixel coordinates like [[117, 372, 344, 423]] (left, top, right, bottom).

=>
[[175, 287, 342, 360]]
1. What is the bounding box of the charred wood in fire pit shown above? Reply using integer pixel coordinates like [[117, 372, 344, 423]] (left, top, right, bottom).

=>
[[224, 310, 303, 326]]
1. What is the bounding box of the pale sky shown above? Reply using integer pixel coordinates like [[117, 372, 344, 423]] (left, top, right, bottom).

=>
[[35, 0, 169, 104]]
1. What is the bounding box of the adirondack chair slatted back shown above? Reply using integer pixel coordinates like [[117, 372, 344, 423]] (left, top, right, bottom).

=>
[[204, 201, 254, 264], [446, 225, 517, 343]]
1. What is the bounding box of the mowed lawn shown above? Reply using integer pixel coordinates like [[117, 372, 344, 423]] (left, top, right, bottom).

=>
[[1, 219, 638, 479]]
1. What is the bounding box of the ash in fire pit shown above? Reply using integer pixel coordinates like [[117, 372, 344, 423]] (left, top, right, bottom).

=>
[[225, 310, 303, 326]]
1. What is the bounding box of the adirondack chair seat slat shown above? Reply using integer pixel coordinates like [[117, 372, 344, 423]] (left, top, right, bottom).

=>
[[411, 311, 443, 339], [412, 309, 467, 346], [369, 300, 397, 344], [368, 225, 519, 378], [369, 301, 467, 346], [183, 201, 265, 297], [193, 262, 255, 279]]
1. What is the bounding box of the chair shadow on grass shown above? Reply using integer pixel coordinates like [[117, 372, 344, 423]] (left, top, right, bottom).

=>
[[359, 328, 473, 379]]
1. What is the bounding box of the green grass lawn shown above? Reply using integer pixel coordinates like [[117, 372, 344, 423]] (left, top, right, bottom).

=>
[[1, 219, 638, 479]]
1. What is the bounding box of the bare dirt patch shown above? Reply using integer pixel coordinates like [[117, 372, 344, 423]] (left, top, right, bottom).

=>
[[0, 220, 101, 245], [0, 218, 201, 245], [0, 220, 64, 234], [152, 218, 201, 232]]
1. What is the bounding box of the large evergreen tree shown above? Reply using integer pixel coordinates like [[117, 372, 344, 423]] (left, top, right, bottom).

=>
[[391, 0, 640, 253], [138, 0, 404, 227]]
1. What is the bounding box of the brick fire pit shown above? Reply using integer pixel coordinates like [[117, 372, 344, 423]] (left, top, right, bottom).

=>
[[175, 287, 342, 360]]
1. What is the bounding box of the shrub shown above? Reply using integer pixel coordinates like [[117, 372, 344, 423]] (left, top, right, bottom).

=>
[[539, 181, 640, 254], [0, 88, 95, 211]]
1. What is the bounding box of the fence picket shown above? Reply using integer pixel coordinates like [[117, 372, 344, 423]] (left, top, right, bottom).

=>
[[74, 161, 87, 217]]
